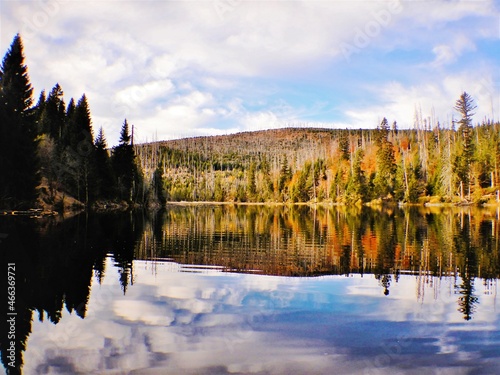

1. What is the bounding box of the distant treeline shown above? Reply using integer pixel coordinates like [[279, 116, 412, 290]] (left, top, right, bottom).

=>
[[140, 107, 500, 205], [1, 34, 499, 210]]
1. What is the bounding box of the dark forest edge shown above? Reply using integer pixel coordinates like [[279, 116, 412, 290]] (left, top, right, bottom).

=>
[[0, 35, 148, 214], [2, 34, 500, 213]]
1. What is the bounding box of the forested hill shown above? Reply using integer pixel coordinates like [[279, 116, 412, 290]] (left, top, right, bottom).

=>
[[158, 127, 339, 165], [135, 117, 500, 205], [161, 127, 334, 153]]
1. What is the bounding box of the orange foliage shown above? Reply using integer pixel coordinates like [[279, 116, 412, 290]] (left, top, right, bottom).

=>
[[362, 144, 378, 176]]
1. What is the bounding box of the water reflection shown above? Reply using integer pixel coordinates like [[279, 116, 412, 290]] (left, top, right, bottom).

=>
[[0, 205, 500, 374], [138, 205, 500, 280], [0, 212, 142, 374]]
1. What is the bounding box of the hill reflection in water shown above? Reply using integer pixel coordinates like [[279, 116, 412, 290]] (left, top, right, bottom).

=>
[[139, 205, 500, 280]]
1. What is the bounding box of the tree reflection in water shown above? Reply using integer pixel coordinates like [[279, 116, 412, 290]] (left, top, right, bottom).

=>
[[0, 212, 142, 374]]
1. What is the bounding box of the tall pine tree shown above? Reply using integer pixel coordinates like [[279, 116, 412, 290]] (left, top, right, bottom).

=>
[[59, 94, 96, 205], [0, 34, 39, 208], [94, 127, 114, 199], [453, 92, 476, 199], [373, 118, 396, 198], [112, 120, 137, 202], [39, 83, 65, 141]]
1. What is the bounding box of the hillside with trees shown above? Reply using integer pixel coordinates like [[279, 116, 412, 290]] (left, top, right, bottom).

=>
[[137, 108, 500, 205], [1, 34, 499, 211]]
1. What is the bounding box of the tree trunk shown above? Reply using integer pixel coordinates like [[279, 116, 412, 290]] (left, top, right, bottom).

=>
[[403, 152, 409, 199]]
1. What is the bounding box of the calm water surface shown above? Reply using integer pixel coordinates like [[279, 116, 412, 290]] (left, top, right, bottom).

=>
[[2, 205, 500, 374]]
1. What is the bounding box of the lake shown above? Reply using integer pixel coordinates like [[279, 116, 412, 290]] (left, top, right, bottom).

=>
[[2, 204, 500, 374]]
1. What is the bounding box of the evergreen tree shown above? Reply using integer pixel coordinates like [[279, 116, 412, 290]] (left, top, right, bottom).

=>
[[339, 131, 350, 161], [66, 98, 75, 120], [94, 127, 114, 199], [151, 167, 166, 205], [119, 119, 131, 143], [374, 117, 389, 146], [72, 94, 93, 146], [40, 84, 65, 140], [453, 92, 476, 199], [60, 98, 75, 148], [346, 149, 366, 203], [259, 155, 273, 200], [0, 35, 33, 114], [406, 155, 424, 202], [57, 94, 96, 205], [34, 90, 46, 127], [291, 161, 311, 202], [0, 34, 39, 208], [112, 120, 137, 201], [278, 154, 292, 200], [373, 118, 396, 198], [247, 161, 257, 198]]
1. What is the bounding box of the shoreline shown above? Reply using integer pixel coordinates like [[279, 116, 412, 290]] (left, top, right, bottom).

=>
[[3, 198, 500, 217], [165, 200, 500, 208]]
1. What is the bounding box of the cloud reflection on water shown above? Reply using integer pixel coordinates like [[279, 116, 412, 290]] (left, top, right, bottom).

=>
[[24, 257, 500, 375]]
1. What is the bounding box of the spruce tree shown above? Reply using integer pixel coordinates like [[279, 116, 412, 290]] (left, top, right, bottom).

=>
[[40, 83, 65, 140], [259, 155, 273, 200], [453, 92, 476, 199], [66, 97, 75, 119], [0, 35, 33, 114], [290, 161, 311, 202], [278, 154, 292, 200], [339, 131, 350, 161], [0, 34, 39, 208], [75, 95, 95, 205], [34, 90, 46, 127], [94, 127, 114, 199], [373, 118, 396, 198], [112, 120, 137, 202], [346, 149, 365, 203], [247, 161, 257, 199], [60, 98, 75, 149], [58, 94, 96, 205], [72, 94, 93, 145]]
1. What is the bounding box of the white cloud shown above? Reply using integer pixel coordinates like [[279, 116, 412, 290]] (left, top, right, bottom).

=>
[[1, 0, 498, 144], [23, 259, 500, 374], [344, 70, 500, 129], [433, 45, 458, 66], [114, 79, 175, 109], [114, 299, 175, 326], [399, 0, 496, 25], [432, 35, 476, 67], [149, 53, 179, 80]]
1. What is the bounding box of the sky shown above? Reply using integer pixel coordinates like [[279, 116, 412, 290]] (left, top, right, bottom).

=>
[[1, 0, 499, 145]]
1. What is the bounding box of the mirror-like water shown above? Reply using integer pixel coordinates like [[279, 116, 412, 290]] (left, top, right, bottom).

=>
[[1, 205, 500, 374]]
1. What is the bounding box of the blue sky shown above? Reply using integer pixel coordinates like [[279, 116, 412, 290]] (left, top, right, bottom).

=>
[[1, 0, 499, 144]]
